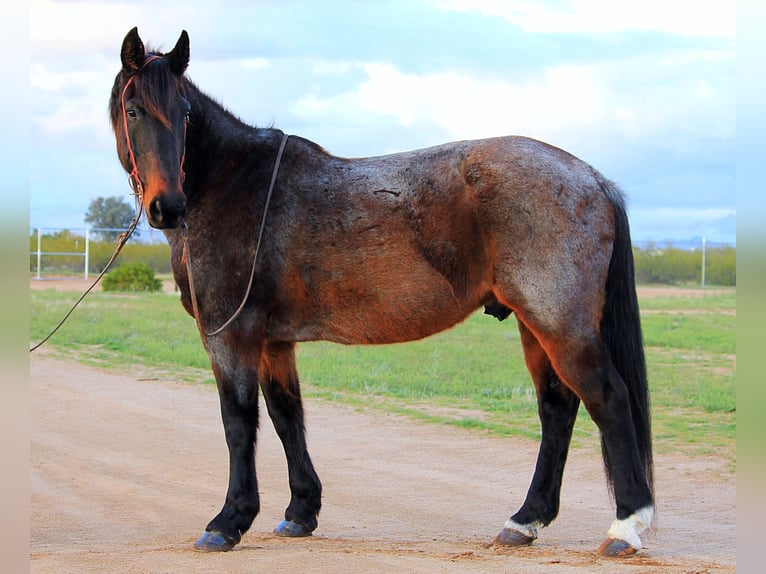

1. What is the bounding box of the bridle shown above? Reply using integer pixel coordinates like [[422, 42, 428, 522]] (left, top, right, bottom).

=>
[[119, 54, 188, 199]]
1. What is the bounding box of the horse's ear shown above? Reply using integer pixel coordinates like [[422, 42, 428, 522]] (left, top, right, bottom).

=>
[[121, 27, 146, 72], [166, 30, 190, 76]]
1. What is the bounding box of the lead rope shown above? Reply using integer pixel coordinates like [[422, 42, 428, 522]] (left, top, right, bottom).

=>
[[29, 204, 144, 352], [183, 133, 289, 338], [31, 56, 163, 353]]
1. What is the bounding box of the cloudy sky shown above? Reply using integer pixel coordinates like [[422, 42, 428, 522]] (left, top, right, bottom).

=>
[[29, 0, 735, 245]]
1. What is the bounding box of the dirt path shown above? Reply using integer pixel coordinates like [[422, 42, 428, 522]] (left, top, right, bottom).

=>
[[30, 353, 735, 573]]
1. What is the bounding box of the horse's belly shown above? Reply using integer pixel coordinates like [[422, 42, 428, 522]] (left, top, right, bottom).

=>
[[287, 272, 484, 345], [313, 307, 476, 346]]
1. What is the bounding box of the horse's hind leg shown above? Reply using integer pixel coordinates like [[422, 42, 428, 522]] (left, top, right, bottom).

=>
[[495, 321, 580, 547], [543, 332, 654, 555], [259, 341, 322, 537]]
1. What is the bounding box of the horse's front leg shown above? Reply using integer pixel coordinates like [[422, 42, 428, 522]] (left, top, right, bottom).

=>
[[194, 337, 261, 552], [259, 341, 322, 537]]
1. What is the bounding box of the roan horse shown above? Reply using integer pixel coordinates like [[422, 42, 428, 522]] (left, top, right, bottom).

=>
[[110, 27, 654, 557]]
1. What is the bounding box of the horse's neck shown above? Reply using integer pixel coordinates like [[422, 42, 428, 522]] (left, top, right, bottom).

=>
[[182, 89, 253, 188], [191, 81, 263, 135]]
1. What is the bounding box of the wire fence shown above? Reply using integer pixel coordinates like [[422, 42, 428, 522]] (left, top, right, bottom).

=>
[[30, 227, 735, 286], [29, 227, 171, 280]]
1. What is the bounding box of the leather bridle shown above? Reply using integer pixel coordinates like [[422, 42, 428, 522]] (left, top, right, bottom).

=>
[[119, 54, 188, 199]]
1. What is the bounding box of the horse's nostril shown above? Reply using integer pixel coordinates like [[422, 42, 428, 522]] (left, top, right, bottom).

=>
[[149, 197, 164, 223], [147, 196, 186, 229]]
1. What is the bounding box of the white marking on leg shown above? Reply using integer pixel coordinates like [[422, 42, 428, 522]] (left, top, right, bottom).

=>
[[606, 505, 654, 550], [503, 518, 541, 539]]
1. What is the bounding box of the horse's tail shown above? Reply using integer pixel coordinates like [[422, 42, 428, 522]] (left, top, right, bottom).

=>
[[598, 176, 654, 501]]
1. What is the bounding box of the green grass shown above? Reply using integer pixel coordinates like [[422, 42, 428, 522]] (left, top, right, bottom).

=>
[[30, 290, 211, 381], [30, 285, 736, 461]]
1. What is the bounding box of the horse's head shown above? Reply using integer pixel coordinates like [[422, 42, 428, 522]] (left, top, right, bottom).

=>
[[110, 27, 190, 229]]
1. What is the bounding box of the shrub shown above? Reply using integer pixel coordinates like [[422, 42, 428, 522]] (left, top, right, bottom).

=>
[[705, 246, 736, 286], [102, 262, 162, 293]]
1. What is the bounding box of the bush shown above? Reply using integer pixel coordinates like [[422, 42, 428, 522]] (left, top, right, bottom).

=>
[[102, 262, 163, 292], [705, 246, 736, 286]]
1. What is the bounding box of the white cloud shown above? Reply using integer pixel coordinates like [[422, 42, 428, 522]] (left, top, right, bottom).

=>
[[310, 60, 355, 76], [239, 58, 270, 71], [436, 0, 735, 38], [31, 60, 116, 146], [31, 0, 133, 55], [30, 0, 200, 58], [293, 61, 612, 150], [291, 51, 733, 159]]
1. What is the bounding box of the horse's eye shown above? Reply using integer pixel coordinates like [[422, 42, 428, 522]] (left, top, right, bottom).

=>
[[126, 109, 138, 119]]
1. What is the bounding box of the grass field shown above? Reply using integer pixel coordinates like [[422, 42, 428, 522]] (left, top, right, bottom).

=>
[[30, 285, 736, 462]]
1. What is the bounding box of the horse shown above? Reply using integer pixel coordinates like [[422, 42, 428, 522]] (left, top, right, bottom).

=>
[[109, 27, 654, 557]]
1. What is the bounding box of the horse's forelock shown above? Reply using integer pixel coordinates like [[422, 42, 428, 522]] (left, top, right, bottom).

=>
[[110, 57, 186, 132], [133, 59, 186, 130]]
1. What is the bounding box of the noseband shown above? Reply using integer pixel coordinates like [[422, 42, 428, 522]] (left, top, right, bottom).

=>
[[120, 55, 187, 201]]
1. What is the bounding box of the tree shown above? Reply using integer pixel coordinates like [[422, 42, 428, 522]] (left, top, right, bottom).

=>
[[84, 196, 139, 241]]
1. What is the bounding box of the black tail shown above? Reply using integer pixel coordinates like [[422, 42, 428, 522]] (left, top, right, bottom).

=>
[[598, 177, 654, 500]]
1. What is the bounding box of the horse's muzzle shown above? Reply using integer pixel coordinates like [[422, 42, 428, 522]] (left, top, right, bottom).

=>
[[147, 194, 187, 229]]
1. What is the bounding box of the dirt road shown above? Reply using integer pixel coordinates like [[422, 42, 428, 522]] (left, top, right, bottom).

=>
[[30, 352, 735, 573]]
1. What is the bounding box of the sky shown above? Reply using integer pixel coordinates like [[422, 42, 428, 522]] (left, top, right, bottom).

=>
[[29, 0, 736, 245]]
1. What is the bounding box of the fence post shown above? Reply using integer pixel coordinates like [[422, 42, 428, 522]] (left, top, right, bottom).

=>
[[701, 236, 706, 289], [84, 229, 90, 280], [36, 227, 42, 280]]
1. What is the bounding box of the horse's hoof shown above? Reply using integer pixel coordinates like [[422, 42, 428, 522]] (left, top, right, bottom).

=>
[[494, 527, 535, 547], [273, 519, 312, 538], [194, 530, 237, 552], [596, 537, 638, 557]]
